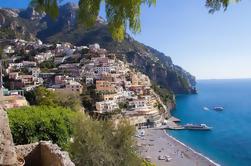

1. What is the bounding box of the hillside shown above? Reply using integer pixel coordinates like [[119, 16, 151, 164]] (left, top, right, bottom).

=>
[[0, 3, 196, 94]]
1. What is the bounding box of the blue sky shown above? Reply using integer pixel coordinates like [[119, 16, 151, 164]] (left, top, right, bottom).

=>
[[1, 0, 251, 79]]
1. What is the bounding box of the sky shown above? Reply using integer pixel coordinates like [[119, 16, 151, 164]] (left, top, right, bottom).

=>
[[1, 0, 251, 79]]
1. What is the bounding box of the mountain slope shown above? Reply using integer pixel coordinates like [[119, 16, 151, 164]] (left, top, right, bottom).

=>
[[0, 4, 196, 94]]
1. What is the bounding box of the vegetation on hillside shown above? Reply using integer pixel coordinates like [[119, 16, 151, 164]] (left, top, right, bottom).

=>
[[80, 84, 98, 112], [70, 113, 145, 166], [25, 86, 82, 112], [9, 86, 153, 165], [39, 59, 57, 71], [8, 106, 75, 148], [151, 82, 174, 104]]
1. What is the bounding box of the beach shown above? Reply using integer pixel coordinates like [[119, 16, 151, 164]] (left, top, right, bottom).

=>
[[136, 129, 219, 166]]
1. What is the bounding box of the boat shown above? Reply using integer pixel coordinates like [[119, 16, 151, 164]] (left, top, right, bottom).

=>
[[213, 106, 224, 111], [183, 123, 212, 130], [203, 107, 210, 111], [158, 155, 166, 160]]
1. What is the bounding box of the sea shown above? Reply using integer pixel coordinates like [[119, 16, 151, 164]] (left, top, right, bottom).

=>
[[168, 79, 251, 166]]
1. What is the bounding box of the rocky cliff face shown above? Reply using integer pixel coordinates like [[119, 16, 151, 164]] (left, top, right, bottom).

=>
[[0, 3, 196, 94]]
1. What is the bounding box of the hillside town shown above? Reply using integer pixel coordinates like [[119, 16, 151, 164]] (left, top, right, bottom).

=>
[[0, 39, 170, 127]]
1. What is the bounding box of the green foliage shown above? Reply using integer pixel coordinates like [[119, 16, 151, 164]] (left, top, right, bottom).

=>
[[118, 101, 129, 109], [80, 85, 98, 112], [70, 114, 142, 166], [178, 76, 189, 92], [0, 28, 20, 39], [55, 91, 82, 112], [141, 160, 156, 166], [24, 90, 37, 105], [25, 86, 82, 111], [8, 106, 76, 148], [31, 0, 156, 41], [39, 59, 56, 70], [31, 0, 59, 20], [206, 0, 240, 13], [112, 108, 122, 114], [151, 82, 174, 104], [34, 86, 58, 106], [78, 0, 101, 28], [80, 94, 94, 111]]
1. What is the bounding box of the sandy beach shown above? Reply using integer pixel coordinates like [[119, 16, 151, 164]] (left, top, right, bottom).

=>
[[136, 129, 220, 166]]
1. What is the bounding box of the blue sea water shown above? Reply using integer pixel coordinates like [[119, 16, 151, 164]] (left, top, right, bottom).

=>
[[168, 79, 251, 166]]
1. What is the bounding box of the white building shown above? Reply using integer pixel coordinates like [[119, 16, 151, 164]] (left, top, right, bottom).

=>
[[96, 100, 119, 113], [94, 66, 114, 74], [22, 61, 37, 67], [85, 77, 94, 85], [3, 46, 15, 54], [65, 81, 83, 94], [9, 63, 23, 69], [34, 51, 55, 63], [129, 99, 149, 109], [54, 56, 69, 65], [89, 43, 100, 51], [31, 68, 41, 78]]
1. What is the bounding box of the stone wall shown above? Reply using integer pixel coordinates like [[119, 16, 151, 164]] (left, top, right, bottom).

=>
[[15, 141, 75, 166], [15, 143, 40, 166], [0, 108, 17, 166]]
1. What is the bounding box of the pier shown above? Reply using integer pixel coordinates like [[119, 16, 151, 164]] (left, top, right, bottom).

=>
[[156, 117, 212, 131]]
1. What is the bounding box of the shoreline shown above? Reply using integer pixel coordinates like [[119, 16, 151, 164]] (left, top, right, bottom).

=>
[[164, 130, 220, 166], [136, 128, 220, 166]]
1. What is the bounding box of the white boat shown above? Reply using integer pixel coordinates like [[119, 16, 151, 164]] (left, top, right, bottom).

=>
[[203, 107, 210, 111], [158, 155, 166, 160], [183, 123, 212, 130], [213, 106, 224, 111]]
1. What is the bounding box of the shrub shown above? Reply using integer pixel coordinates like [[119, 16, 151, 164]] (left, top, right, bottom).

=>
[[70, 114, 142, 166], [25, 86, 82, 112], [8, 106, 76, 148]]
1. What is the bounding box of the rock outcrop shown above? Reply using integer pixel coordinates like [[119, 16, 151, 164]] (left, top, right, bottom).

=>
[[0, 108, 17, 166], [15, 141, 75, 166]]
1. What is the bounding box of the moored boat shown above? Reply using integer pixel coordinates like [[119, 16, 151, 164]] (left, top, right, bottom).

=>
[[203, 107, 210, 111], [213, 106, 224, 111], [183, 123, 212, 130]]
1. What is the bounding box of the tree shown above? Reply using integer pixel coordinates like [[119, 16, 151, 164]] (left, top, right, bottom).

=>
[[39, 59, 56, 71], [25, 86, 82, 112], [8, 106, 76, 148], [70, 114, 142, 166], [118, 101, 129, 109], [33, 86, 58, 106], [206, 0, 241, 13], [30, 0, 239, 41], [55, 91, 82, 112]]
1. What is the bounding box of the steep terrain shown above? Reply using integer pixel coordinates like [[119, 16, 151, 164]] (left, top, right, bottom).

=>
[[0, 3, 196, 94]]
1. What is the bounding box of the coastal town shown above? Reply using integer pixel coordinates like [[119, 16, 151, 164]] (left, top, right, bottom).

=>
[[0, 38, 218, 166], [0, 39, 170, 126], [1, 0, 250, 165]]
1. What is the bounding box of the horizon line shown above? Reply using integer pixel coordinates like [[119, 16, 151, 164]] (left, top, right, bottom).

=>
[[197, 78, 251, 81]]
